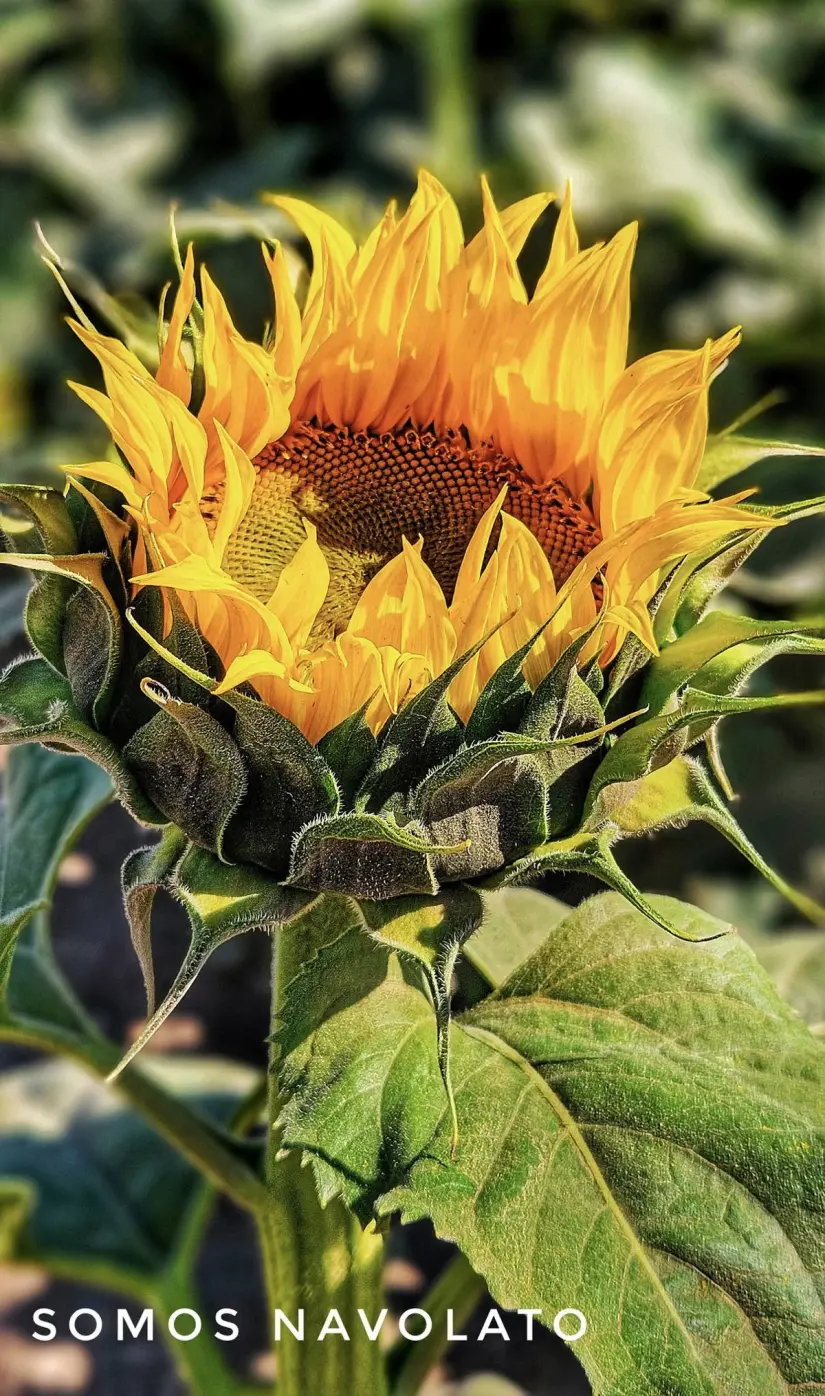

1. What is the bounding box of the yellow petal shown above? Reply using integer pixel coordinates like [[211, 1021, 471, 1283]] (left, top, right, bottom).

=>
[[214, 649, 288, 692], [156, 242, 196, 403], [211, 423, 257, 563], [262, 241, 303, 390], [347, 537, 456, 679], [534, 180, 580, 295], [267, 519, 330, 651]]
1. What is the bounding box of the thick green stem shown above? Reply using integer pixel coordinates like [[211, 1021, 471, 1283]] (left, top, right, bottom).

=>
[[256, 922, 389, 1396]]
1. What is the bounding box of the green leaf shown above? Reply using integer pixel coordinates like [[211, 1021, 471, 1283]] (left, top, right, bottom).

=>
[[124, 680, 248, 860], [279, 892, 825, 1394], [747, 928, 825, 1036], [0, 656, 162, 824], [466, 888, 569, 987], [276, 929, 434, 1210], [133, 591, 216, 710], [0, 745, 111, 992], [0, 1055, 255, 1291], [698, 432, 825, 492]]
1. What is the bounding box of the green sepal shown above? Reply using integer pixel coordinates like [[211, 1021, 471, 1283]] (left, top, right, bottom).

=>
[[111, 841, 318, 1079], [0, 484, 78, 556], [520, 628, 604, 739], [697, 430, 825, 492], [412, 738, 552, 880], [24, 575, 75, 674], [62, 583, 120, 722], [0, 656, 162, 824], [588, 752, 825, 926], [126, 603, 340, 870], [124, 680, 248, 860], [109, 591, 216, 746], [767, 492, 825, 522], [641, 613, 825, 716], [134, 592, 215, 706], [669, 531, 767, 637], [64, 476, 131, 591], [604, 556, 710, 712], [121, 826, 188, 1015], [354, 648, 479, 818], [317, 705, 377, 807], [585, 686, 825, 817], [463, 625, 548, 745], [358, 885, 485, 1152], [0, 551, 122, 728], [605, 531, 770, 718], [220, 688, 340, 875], [482, 827, 732, 943], [288, 812, 467, 898]]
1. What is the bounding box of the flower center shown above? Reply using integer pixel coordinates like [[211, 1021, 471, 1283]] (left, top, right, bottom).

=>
[[213, 422, 602, 638]]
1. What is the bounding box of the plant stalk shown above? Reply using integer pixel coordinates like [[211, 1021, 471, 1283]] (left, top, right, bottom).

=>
[[256, 922, 389, 1396]]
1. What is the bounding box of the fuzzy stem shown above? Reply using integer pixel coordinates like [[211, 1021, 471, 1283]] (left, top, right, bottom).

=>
[[256, 922, 389, 1396]]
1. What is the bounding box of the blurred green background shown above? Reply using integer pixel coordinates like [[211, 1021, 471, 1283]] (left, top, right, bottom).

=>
[[3, 0, 825, 474], [0, 3, 824, 1392], [2, 0, 824, 929]]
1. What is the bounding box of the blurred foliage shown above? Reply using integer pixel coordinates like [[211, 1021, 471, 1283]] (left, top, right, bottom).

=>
[[1, 0, 824, 928]]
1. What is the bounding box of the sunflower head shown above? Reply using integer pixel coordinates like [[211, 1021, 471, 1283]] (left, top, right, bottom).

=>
[[0, 173, 821, 938]]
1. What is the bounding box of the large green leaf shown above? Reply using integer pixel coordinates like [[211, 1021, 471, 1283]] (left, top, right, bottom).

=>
[[278, 891, 825, 1395], [0, 743, 111, 989], [358, 887, 485, 1148], [0, 1056, 254, 1396], [466, 888, 569, 987], [0, 1055, 255, 1290]]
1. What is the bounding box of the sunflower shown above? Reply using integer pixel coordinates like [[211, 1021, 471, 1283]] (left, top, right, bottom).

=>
[[1, 167, 822, 1080], [66, 172, 763, 744]]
